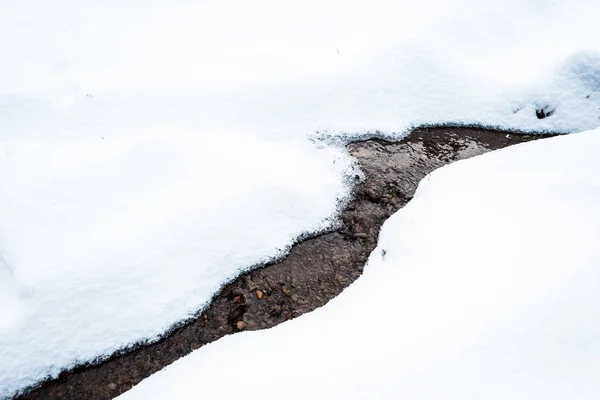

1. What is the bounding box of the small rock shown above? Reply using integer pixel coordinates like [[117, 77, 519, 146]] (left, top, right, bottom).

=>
[[256, 289, 264, 299], [536, 105, 556, 119], [281, 285, 292, 296], [235, 321, 247, 330], [107, 383, 117, 390]]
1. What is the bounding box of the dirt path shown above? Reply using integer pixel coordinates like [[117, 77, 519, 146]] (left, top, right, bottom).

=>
[[18, 127, 545, 400]]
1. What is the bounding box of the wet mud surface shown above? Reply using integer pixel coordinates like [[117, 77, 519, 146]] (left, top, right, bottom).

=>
[[18, 127, 544, 400]]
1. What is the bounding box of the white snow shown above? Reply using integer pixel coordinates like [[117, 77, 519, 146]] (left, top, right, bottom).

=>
[[120, 128, 600, 400], [2, 0, 600, 397], [0, 132, 353, 396]]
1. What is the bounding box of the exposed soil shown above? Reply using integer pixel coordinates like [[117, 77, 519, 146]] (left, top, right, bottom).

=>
[[17, 126, 545, 400]]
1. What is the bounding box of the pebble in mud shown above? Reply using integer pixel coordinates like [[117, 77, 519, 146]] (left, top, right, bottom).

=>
[[19, 127, 547, 400], [235, 321, 247, 330], [281, 285, 292, 297]]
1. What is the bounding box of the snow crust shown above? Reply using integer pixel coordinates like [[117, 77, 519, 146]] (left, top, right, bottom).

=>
[[2, 0, 600, 397], [120, 129, 600, 400]]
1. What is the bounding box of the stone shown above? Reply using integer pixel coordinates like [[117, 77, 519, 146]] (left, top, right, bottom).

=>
[[281, 285, 292, 296], [235, 321, 247, 330]]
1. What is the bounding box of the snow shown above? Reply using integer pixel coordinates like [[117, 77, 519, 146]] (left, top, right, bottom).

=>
[[119, 128, 600, 400], [0, 132, 353, 396], [2, 0, 600, 397]]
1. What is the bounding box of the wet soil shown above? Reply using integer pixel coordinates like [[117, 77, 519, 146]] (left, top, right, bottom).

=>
[[17, 126, 545, 400]]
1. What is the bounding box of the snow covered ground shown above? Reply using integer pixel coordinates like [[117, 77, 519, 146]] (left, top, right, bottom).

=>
[[120, 128, 600, 400], [1, 0, 600, 398]]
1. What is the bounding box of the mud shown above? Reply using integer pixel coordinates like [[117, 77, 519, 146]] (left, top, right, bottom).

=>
[[17, 126, 545, 400]]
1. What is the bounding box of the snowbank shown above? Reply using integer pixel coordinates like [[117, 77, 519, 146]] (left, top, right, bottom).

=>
[[2, 0, 600, 397], [120, 128, 600, 400], [0, 132, 353, 396]]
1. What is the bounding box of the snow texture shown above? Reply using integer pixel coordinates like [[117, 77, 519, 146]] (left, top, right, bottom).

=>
[[1, 0, 600, 397], [120, 129, 600, 400]]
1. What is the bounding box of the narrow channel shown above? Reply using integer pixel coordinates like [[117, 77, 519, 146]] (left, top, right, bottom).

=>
[[18, 126, 547, 400]]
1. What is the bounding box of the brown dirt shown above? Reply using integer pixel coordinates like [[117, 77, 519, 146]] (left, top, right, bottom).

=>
[[16, 126, 546, 400]]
